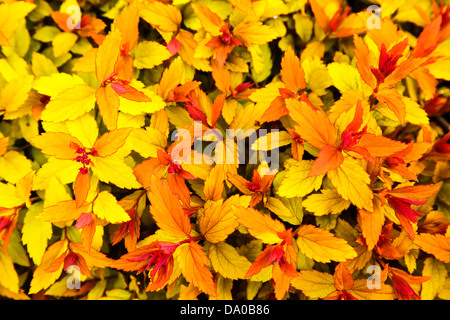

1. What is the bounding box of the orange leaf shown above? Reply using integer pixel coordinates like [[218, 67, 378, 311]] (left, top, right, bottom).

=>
[[375, 88, 406, 124], [286, 99, 337, 150], [38, 200, 86, 223], [412, 67, 436, 101], [70, 242, 113, 268], [358, 196, 385, 251], [381, 57, 427, 89], [355, 134, 407, 158], [74, 171, 90, 208], [280, 46, 306, 93], [118, 84, 152, 102], [148, 175, 191, 238], [133, 158, 166, 189], [387, 184, 441, 201], [112, 2, 139, 53], [166, 173, 191, 206], [353, 34, 377, 89], [0, 136, 9, 157], [0, 30, 9, 46], [308, 0, 329, 32], [412, 15, 442, 58], [177, 241, 217, 297], [309, 144, 344, 177], [272, 262, 292, 300], [211, 59, 231, 94], [93, 127, 133, 158], [95, 29, 122, 82], [96, 85, 120, 130], [211, 93, 226, 127], [203, 165, 225, 201], [333, 263, 354, 291], [157, 57, 184, 100], [260, 96, 288, 123], [232, 20, 278, 47], [414, 233, 450, 263], [50, 12, 73, 33], [191, 4, 224, 36]]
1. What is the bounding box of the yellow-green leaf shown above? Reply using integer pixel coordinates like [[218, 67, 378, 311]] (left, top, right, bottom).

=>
[[93, 191, 131, 224]]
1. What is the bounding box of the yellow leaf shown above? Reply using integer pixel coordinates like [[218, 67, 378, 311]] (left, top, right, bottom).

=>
[[0, 1, 36, 43], [22, 202, 53, 265], [277, 160, 324, 198], [300, 40, 325, 60], [0, 74, 34, 114], [52, 32, 78, 58], [0, 182, 24, 208], [90, 156, 141, 189], [65, 113, 99, 149], [133, 41, 172, 69], [302, 188, 351, 216], [265, 196, 293, 218], [291, 270, 335, 299], [233, 206, 285, 244], [139, 1, 182, 33], [93, 191, 131, 224], [421, 257, 447, 300], [404, 97, 429, 125], [0, 246, 19, 294], [251, 131, 293, 151], [33, 158, 79, 190], [0, 151, 33, 184], [328, 62, 364, 94], [208, 242, 252, 280], [40, 84, 96, 122], [296, 224, 357, 263], [31, 52, 58, 78], [327, 157, 374, 211], [229, 102, 265, 133], [32, 73, 85, 97], [438, 279, 450, 300], [119, 89, 166, 115], [175, 242, 217, 297], [128, 128, 166, 158]]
